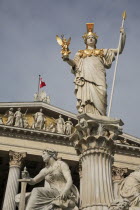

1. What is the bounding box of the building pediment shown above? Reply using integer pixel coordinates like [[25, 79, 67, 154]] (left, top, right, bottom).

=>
[[0, 101, 77, 136], [0, 101, 77, 121], [0, 101, 140, 157]]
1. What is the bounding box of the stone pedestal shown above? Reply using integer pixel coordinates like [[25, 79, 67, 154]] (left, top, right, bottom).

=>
[[70, 114, 123, 210], [2, 151, 26, 210]]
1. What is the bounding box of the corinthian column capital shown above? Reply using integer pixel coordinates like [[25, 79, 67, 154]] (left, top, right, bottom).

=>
[[112, 166, 128, 181], [70, 113, 123, 155], [9, 150, 26, 168]]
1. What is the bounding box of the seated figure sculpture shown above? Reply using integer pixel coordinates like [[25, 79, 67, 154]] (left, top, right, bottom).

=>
[[119, 166, 140, 208], [16, 149, 79, 210]]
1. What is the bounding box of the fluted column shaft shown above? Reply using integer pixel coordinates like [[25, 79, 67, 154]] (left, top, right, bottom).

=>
[[2, 166, 20, 210], [113, 180, 120, 200], [2, 151, 26, 210], [80, 147, 114, 210]]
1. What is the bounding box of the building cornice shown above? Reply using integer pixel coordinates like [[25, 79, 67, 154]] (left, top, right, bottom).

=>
[[121, 132, 140, 145], [116, 143, 140, 153], [0, 124, 140, 155], [0, 124, 72, 146]]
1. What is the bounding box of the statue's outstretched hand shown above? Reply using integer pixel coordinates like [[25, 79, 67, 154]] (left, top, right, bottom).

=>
[[27, 178, 36, 185], [62, 55, 69, 62], [62, 55, 76, 67]]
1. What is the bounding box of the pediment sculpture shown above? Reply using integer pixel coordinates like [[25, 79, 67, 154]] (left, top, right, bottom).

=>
[[1, 107, 74, 135]]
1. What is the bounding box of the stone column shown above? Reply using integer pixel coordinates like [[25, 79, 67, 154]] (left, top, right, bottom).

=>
[[70, 113, 123, 210], [79, 160, 83, 207], [112, 166, 128, 199], [2, 150, 26, 210]]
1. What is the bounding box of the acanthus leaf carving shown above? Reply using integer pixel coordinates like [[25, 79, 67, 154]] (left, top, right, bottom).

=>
[[9, 150, 26, 168], [70, 114, 123, 155]]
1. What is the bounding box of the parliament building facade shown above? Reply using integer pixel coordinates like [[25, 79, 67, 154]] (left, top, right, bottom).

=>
[[0, 100, 140, 209]]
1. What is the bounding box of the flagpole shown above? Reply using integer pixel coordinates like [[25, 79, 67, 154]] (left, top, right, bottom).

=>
[[38, 75, 41, 96], [108, 11, 127, 117]]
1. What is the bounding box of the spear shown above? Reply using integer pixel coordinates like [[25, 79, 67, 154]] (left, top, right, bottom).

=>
[[108, 11, 127, 117], [23, 108, 28, 116]]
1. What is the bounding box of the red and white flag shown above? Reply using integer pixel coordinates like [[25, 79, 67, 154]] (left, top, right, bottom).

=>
[[40, 77, 46, 88]]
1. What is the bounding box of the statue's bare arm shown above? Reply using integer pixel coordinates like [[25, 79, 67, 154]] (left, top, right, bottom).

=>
[[28, 168, 45, 185], [60, 161, 73, 199], [62, 57, 76, 68], [109, 27, 126, 55]]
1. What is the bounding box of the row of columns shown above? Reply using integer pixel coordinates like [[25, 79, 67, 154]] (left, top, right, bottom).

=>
[[2, 150, 127, 210]]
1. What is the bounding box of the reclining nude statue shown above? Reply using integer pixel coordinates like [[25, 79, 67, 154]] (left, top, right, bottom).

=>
[[15, 149, 79, 210], [119, 166, 140, 209]]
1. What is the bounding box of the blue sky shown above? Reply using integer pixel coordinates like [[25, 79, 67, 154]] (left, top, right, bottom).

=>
[[0, 0, 140, 137]]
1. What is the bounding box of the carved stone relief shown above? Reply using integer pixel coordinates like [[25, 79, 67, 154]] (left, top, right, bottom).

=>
[[1, 108, 75, 135], [109, 199, 130, 210], [119, 167, 140, 208]]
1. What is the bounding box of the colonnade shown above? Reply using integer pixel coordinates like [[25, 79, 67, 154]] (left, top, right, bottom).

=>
[[1, 150, 126, 210]]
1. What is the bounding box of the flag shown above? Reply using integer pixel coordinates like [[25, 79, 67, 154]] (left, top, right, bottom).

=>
[[40, 77, 46, 88]]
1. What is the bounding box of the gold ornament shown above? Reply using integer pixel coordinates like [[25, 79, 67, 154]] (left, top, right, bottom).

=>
[[78, 49, 104, 58], [56, 35, 71, 56], [82, 23, 98, 41]]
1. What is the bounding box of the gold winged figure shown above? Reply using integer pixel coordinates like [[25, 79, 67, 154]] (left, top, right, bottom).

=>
[[56, 35, 71, 56]]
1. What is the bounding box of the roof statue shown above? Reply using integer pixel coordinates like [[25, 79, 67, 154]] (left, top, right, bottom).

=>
[[57, 15, 126, 116], [34, 90, 51, 104]]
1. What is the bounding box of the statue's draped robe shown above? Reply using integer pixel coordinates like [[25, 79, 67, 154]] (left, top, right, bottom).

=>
[[56, 117, 65, 134], [120, 171, 140, 207], [34, 112, 44, 129], [72, 49, 116, 115]]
